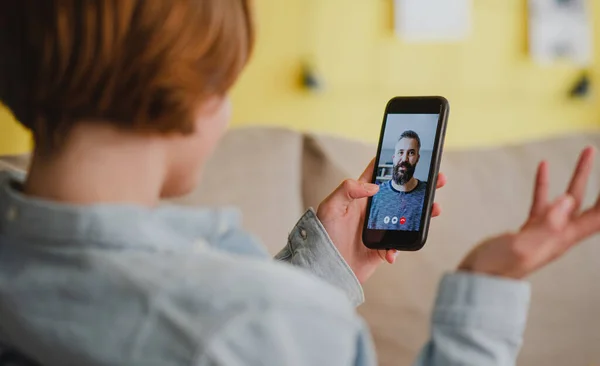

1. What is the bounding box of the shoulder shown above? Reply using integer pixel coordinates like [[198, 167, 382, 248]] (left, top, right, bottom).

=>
[[108, 248, 361, 329], [1, 246, 366, 365], [377, 180, 394, 193], [194, 256, 366, 364], [214, 253, 360, 315], [153, 252, 364, 363], [382, 180, 393, 188], [417, 180, 428, 190], [218, 255, 360, 318]]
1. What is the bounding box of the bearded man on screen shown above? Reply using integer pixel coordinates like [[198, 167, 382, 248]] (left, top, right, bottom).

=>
[[368, 130, 428, 231]]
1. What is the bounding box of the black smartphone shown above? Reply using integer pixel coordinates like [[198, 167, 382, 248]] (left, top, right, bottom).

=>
[[362, 96, 449, 251]]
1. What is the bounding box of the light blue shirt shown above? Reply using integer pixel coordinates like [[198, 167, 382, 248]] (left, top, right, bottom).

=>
[[0, 171, 530, 365]]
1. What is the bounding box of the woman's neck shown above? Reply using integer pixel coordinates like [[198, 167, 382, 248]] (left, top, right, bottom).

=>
[[23, 123, 167, 207]]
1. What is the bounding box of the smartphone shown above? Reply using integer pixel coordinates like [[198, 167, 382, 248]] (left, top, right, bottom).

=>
[[362, 96, 449, 251]]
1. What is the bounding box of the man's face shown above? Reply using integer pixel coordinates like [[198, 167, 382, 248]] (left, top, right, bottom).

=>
[[392, 138, 420, 185]]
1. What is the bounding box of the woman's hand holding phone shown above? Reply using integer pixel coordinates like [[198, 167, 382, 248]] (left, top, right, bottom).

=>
[[316, 158, 447, 284], [459, 147, 600, 279]]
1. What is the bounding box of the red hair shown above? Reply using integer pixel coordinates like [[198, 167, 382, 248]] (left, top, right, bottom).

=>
[[0, 0, 254, 151]]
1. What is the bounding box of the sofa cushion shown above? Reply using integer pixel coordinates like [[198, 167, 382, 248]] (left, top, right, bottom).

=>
[[0, 155, 30, 174], [169, 127, 304, 255], [301, 135, 376, 211], [302, 132, 600, 366]]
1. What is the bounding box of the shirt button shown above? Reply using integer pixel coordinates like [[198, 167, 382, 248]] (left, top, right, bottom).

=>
[[300, 228, 307, 240], [5, 206, 18, 222]]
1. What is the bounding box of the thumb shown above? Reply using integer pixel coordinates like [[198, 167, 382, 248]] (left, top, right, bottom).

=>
[[359, 158, 376, 183], [332, 179, 379, 206]]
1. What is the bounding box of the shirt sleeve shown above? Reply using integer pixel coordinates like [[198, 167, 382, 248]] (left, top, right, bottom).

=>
[[274, 208, 365, 307], [413, 272, 531, 366]]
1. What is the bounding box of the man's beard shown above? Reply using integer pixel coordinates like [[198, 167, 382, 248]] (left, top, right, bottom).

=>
[[393, 162, 416, 185]]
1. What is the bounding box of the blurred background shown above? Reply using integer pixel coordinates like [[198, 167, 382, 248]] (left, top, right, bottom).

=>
[[2, 0, 600, 155], [229, 0, 600, 148]]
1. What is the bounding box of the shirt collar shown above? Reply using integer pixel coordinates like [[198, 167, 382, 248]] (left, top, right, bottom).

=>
[[0, 171, 243, 251]]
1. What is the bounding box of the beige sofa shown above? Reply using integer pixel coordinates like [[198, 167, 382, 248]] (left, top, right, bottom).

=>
[[2, 127, 599, 366]]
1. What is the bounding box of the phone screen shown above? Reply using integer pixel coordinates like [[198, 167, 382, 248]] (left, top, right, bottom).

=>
[[367, 113, 440, 232]]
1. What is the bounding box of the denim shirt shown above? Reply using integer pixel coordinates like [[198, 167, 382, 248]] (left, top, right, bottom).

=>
[[0, 171, 530, 366]]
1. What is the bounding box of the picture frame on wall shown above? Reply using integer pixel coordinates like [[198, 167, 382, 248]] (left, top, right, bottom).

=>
[[528, 0, 593, 66], [394, 0, 472, 42]]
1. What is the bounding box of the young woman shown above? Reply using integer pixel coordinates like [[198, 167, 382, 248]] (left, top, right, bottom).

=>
[[1, 1, 599, 365]]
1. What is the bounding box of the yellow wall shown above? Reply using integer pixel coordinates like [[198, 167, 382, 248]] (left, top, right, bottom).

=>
[[2, 0, 599, 155], [229, 0, 600, 148], [0, 105, 32, 155]]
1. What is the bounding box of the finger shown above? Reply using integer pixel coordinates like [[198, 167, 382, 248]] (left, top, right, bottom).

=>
[[436, 173, 447, 189], [530, 161, 550, 218], [329, 179, 379, 207], [431, 203, 442, 217], [358, 158, 376, 183], [567, 204, 600, 244], [566, 146, 596, 212], [542, 194, 575, 232], [385, 249, 398, 264]]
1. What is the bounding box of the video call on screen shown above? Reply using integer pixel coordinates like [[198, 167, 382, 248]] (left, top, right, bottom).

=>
[[367, 113, 440, 232]]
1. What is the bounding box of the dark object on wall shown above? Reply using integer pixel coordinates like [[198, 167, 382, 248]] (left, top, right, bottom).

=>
[[569, 72, 591, 98], [301, 63, 324, 92]]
